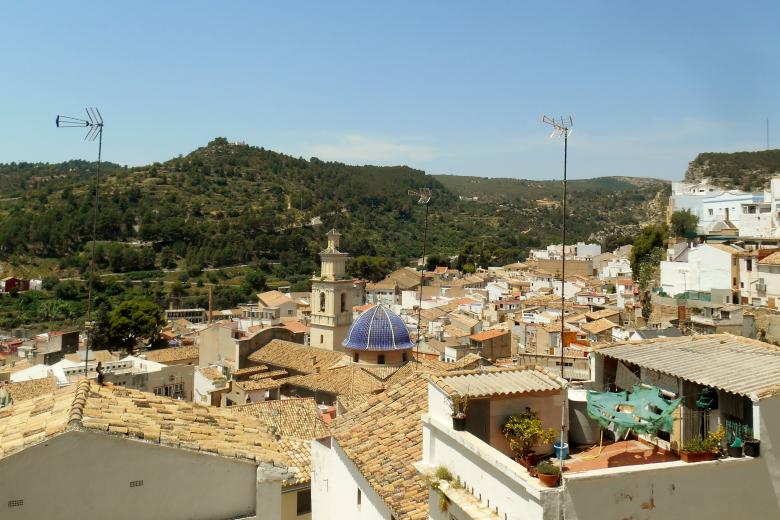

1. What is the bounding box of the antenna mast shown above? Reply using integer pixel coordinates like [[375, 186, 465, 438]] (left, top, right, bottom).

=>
[[56, 108, 104, 380], [542, 114, 573, 473], [408, 188, 432, 367]]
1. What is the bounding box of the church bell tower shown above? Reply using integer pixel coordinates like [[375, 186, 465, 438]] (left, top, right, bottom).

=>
[[310, 229, 357, 351]]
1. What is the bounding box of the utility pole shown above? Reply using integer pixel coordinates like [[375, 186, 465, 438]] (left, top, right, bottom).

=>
[[409, 188, 432, 365], [56, 108, 104, 380], [542, 114, 573, 472]]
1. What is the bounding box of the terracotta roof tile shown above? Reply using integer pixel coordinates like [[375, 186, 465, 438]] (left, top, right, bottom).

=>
[[248, 340, 344, 374], [230, 398, 329, 440], [2, 375, 57, 403], [331, 376, 429, 520], [0, 381, 305, 484], [144, 346, 200, 363]]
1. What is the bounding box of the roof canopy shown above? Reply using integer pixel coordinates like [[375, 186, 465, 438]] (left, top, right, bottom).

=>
[[342, 305, 415, 351], [599, 333, 780, 399]]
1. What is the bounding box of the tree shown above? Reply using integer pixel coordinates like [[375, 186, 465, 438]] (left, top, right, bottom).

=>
[[99, 300, 164, 350], [631, 224, 668, 275], [670, 210, 699, 238]]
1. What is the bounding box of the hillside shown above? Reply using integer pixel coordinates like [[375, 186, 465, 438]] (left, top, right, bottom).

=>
[[684, 149, 780, 191], [0, 139, 671, 330], [0, 139, 668, 275], [434, 174, 670, 246]]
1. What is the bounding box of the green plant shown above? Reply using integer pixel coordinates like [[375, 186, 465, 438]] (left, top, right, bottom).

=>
[[434, 466, 453, 481], [438, 492, 450, 512], [681, 427, 725, 453], [535, 461, 561, 476], [450, 394, 470, 418], [501, 408, 557, 457]]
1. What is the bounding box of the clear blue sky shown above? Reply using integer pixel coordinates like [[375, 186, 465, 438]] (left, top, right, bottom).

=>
[[2, 1, 778, 180]]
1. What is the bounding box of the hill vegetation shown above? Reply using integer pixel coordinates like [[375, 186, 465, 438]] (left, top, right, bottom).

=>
[[684, 149, 780, 191], [0, 138, 669, 331]]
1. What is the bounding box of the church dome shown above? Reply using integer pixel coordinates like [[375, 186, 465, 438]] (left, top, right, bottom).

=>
[[342, 305, 415, 351]]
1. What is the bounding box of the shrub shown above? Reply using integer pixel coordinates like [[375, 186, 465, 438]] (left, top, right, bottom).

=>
[[434, 466, 453, 481], [535, 461, 561, 476]]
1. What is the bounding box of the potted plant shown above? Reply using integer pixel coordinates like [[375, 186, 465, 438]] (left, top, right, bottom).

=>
[[501, 408, 557, 469], [535, 461, 561, 487], [450, 394, 470, 431], [743, 426, 760, 457], [680, 427, 724, 463]]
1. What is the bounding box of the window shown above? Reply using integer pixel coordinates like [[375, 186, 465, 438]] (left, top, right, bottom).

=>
[[747, 259, 752, 271], [402, 352, 408, 362], [353, 352, 359, 362], [296, 490, 311, 515], [320, 292, 326, 312], [357, 489, 362, 509], [320, 335, 324, 344], [340, 292, 347, 312], [378, 355, 385, 365], [708, 209, 713, 216]]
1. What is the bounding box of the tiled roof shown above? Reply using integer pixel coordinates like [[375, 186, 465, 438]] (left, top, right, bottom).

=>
[[231, 365, 269, 378], [0, 381, 304, 484], [598, 333, 780, 398], [581, 318, 618, 335], [1, 359, 33, 374], [235, 379, 282, 391], [248, 340, 343, 374], [443, 325, 471, 339], [230, 397, 329, 440], [331, 376, 429, 520], [144, 345, 200, 363], [248, 369, 288, 380], [278, 365, 384, 397], [759, 251, 780, 265], [64, 350, 118, 364], [585, 308, 620, 321], [2, 375, 57, 403], [343, 305, 415, 351], [431, 366, 565, 398], [448, 313, 480, 328], [257, 290, 293, 308], [199, 367, 226, 381], [469, 329, 508, 342], [280, 320, 309, 334]]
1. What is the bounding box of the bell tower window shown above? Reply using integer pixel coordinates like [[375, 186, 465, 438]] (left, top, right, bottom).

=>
[[320, 292, 326, 312], [340, 292, 347, 313]]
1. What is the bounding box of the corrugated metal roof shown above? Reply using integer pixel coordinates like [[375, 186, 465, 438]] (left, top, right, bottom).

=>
[[432, 367, 565, 398], [598, 334, 780, 398]]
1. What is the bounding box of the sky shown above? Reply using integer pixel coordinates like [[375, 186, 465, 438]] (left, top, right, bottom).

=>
[[2, 1, 779, 180]]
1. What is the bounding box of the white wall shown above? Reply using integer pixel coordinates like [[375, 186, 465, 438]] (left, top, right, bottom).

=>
[[422, 414, 560, 520], [0, 430, 262, 520], [660, 245, 732, 296], [311, 438, 392, 520]]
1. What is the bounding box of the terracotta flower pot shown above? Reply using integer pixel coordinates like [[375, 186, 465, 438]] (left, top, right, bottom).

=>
[[537, 472, 560, 487], [680, 450, 717, 463]]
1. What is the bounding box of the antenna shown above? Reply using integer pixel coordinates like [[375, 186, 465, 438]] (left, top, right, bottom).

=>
[[408, 188, 433, 367], [768, 118, 771, 150], [542, 113, 573, 473], [56, 107, 105, 381]]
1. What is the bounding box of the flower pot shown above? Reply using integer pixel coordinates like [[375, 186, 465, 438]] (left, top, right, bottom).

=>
[[537, 472, 560, 487], [680, 451, 717, 463], [744, 439, 760, 458], [452, 416, 467, 431], [727, 444, 743, 458]]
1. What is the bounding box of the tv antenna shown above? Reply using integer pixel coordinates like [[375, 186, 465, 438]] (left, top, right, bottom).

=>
[[56, 108, 104, 380], [408, 188, 432, 366], [542, 114, 573, 473]]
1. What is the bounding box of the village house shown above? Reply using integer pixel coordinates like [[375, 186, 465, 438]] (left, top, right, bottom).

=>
[[0, 381, 311, 520]]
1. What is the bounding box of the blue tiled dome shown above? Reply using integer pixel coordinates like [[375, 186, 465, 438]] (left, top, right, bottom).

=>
[[342, 305, 415, 351]]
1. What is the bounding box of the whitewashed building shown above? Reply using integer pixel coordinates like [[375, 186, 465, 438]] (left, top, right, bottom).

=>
[[660, 243, 740, 299]]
